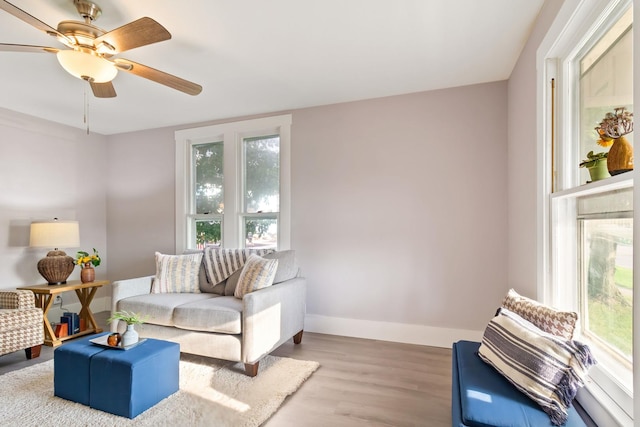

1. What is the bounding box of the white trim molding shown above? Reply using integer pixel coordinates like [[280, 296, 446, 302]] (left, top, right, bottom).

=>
[[537, 0, 636, 425], [304, 314, 483, 348]]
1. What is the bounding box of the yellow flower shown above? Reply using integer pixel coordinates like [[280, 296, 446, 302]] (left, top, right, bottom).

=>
[[75, 248, 101, 268], [596, 138, 613, 148], [595, 128, 613, 147]]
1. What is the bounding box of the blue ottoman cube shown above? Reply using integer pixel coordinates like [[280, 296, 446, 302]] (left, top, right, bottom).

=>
[[54, 333, 109, 405], [89, 339, 180, 419], [452, 340, 586, 426]]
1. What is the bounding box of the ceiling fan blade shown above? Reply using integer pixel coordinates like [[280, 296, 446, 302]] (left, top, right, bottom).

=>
[[95, 17, 171, 53], [90, 81, 117, 98], [0, 0, 70, 42], [114, 58, 202, 96], [0, 43, 58, 53]]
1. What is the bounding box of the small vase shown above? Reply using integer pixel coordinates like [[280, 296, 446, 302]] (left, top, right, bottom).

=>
[[607, 136, 634, 175], [587, 160, 610, 182], [121, 324, 139, 347], [80, 263, 95, 283]]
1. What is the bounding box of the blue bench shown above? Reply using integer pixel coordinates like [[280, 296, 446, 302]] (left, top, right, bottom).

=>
[[54, 333, 179, 419], [451, 340, 586, 427]]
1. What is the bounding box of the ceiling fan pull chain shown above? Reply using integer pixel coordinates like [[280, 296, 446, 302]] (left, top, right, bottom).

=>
[[84, 90, 90, 135]]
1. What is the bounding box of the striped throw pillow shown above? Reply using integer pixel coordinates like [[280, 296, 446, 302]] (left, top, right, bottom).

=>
[[234, 254, 279, 298], [152, 252, 203, 293], [203, 247, 274, 285], [478, 308, 596, 426]]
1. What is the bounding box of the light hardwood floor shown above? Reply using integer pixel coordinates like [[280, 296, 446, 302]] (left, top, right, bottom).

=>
[[267, 332, 452, 426], [0, 311, 596, 426]]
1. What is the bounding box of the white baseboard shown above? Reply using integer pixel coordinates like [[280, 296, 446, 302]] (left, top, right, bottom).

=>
[[45, 296, 111, 324], [304, 314, 483, 348]]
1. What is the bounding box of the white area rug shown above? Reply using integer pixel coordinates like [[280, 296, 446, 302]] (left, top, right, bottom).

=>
[[0, 354, 319, 426]]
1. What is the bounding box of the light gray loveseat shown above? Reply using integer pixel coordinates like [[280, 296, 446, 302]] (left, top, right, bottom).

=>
[[110, 250, 305, 376]]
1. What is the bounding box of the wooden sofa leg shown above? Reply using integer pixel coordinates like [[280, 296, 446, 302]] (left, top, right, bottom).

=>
[[25, 344, 42, 360], [293, 330, 303, 344], [244, 362, 259, 377]]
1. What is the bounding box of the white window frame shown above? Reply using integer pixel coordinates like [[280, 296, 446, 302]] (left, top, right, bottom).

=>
[[175, 114, 292, 253], [537, 0, 636, 425]]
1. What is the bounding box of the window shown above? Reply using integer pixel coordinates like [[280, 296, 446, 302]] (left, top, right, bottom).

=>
[[193, 141, 223, 248], [175, 114, 291, 252], [242, 135, 280, 248], [541, 0, 633, 424]]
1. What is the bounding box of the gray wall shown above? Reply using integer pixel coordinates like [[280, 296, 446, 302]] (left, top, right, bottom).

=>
[[105, 81, 509, 335], [0, 107, 109, 304]]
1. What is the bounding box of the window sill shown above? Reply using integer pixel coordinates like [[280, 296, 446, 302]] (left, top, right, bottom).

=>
[[552, 172, 633, 200], [577, 378, 633, 427]]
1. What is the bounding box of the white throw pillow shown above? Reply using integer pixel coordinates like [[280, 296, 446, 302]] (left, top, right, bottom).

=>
[[234, 254, 279, 298], [152, 252, 203, 293]]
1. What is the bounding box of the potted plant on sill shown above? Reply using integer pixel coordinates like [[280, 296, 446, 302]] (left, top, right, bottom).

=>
[[579, 151, 610, 182], [107, 310, 147, 347]]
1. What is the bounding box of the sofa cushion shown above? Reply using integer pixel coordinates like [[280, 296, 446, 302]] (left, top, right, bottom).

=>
[[224, 268, 243, 296], [183, 249, 225, 295], [173, 296, 243, 334], [224, 250, 298, 296], [452, 340, 586, 427], [478, 308, 596, 426], [501, 288, 577, 340], [264, 250, 298, 284], [152, 252, 203, 294], [234, 255, 279, 298], [117, 293, 216, 327]]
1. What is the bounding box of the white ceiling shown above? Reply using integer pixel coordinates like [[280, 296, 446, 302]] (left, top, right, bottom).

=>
[[0, 0, 544, 135]]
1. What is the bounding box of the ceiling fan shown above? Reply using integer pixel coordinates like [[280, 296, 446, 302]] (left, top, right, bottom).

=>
[[0, 0, 202, 98]]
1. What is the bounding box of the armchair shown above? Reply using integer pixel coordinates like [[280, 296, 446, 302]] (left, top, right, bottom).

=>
[[0, 290, 44, 359]]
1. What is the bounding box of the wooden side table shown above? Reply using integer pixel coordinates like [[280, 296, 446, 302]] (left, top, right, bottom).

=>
[[17, 280, 109, 347]]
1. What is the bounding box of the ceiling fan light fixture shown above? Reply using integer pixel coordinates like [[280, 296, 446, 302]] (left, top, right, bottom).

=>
[[56, 49, 117, 83]]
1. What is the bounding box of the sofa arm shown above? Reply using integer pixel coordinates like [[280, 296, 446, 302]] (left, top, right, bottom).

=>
[[110, 276, 154, 332], [0, 290, 36, 310], [242, 277, 306, 363]]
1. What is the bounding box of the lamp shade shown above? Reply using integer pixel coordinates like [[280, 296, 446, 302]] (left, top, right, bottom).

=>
[[56, 50, 118, 83], [30, 220, 80, 285], [30, 220, 80, 249]]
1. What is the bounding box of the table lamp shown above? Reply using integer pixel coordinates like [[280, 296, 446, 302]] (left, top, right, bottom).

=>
[[29, 219, 80, 285]]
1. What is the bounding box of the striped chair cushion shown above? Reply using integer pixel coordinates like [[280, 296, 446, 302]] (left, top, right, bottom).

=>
[[151, 252, 203, 293], [478, 308, 596, 426], [234, 255, 279, 298]]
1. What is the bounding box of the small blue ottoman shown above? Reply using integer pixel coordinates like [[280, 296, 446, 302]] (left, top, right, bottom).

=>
[[54, 334, 107, 405], [54, 333, 180, 419], [90, 338, 180, 418]]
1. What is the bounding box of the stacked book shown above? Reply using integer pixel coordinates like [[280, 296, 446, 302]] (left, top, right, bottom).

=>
[[60, 312, 80, 335]]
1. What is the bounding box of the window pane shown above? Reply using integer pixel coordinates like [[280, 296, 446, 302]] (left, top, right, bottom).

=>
[[579, 11, 633, 184], [195, 219, 222, 249], [244, 217, 277, 249], [244, 136, 279, 213], [194, 142, 224, 215], [579, 188, 633, 366]]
